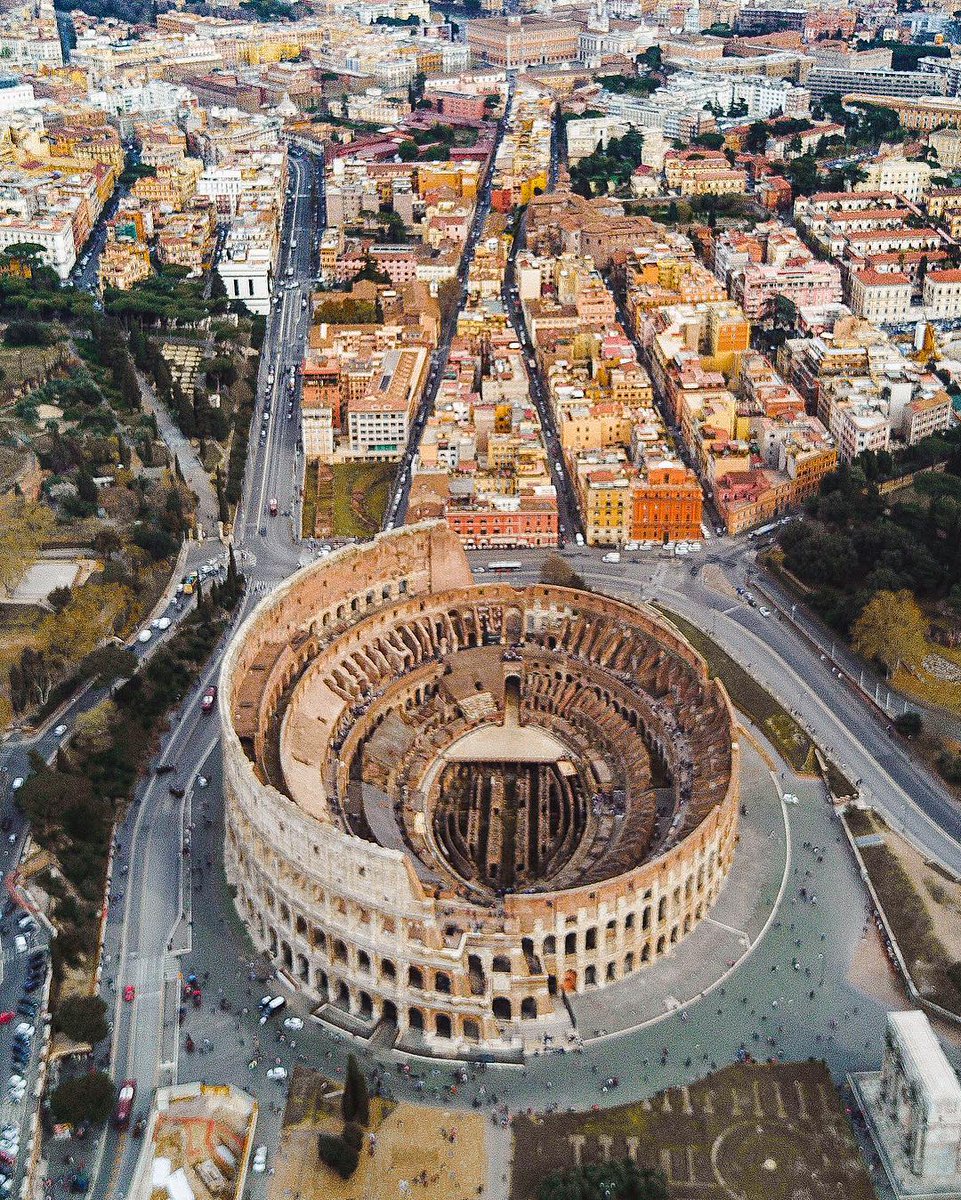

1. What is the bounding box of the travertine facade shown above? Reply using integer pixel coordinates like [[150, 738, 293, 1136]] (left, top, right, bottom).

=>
[[221, 523, 739, 1057]]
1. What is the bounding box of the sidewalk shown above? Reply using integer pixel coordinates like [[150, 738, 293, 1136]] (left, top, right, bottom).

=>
[[137, 371, 220, 538]]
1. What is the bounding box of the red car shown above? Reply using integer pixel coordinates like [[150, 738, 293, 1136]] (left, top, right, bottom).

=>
[[200, 686, 217, 714], [123, 985, 135, 1002], [0, 1012, 14, 1025]]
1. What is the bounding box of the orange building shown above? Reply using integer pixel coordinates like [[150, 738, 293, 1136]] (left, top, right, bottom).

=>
[[631, 462, 703, 543], [445, 496, 558, 547]]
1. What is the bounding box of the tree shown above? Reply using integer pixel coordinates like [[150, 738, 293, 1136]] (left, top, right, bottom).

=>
[[94, 528, 122, 562], [76, 470, 98, 506], [341, 1054, 369, 1125], [851, 589, 928, 678], [53, 996, 110, 1045], [895, 711, 923, 738], [539, 553, 586, 591], [49, 1072, 115, 1126], [744, 121, 770, 155], [72, 700, 119, 756], [318, 1132, 359, 1179], [48, 586, 72, 613], [3, 319, 52, 347], [0, 495, 53, 593]]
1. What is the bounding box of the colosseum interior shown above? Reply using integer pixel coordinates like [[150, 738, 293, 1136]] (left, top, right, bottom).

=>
[[221, 522, 740, 1059]]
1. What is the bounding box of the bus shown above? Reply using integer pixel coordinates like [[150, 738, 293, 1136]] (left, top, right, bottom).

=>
[[487, 561, 522, 573], [114, 1080, 136, 1129]]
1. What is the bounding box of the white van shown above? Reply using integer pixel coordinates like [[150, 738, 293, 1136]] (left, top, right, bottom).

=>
[[601, 552, 621, 564]]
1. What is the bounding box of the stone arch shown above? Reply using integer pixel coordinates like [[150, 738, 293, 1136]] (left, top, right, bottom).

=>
[[463, 1018, 480, 1043], [409, 966, 424, 989], [435, 972, 451, 995], [492, 996, 512, 1020], [335, 981, 350, 1010], [435, 1012, 452, 1038], [521, 997, 537, 1019], [408, 1006, 424, 1031], [358, 991, 373, 1019], [585, 965, 597, 986], [281, 941, 293, 970]]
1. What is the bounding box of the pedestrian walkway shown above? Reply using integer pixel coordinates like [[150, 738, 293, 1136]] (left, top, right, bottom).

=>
[[137, 372, 220, 537], [571, 740, 785, 1039]]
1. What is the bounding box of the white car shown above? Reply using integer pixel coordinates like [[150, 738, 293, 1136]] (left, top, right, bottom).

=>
[[13, 937, 25, 954], [53, 724, 68, 738], [151, 617, 172, 631], [137, 629, 152, 644], [14, 1025, 33, 1039], [11, 778, 23, 791], [282, 1016, 303, 1031], [196, 776, 209, 789], [251, 1147, 267, 1174], [758, 606, 771, 618], [266, 1066, 288, 1081]]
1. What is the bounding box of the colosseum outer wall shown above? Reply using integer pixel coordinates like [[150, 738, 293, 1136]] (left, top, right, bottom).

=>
[[221, 523, 740, 1057]]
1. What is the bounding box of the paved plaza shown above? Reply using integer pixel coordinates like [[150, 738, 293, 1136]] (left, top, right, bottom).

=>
[[571, 736, 786, 1040]]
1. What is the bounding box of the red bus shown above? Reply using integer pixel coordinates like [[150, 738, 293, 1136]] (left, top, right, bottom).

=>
[[114, 1080, 136, 1129]]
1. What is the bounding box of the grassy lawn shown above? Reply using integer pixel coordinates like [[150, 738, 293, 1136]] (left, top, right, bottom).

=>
[[655, 607, 817, 774], [511, 1062, 875, 1200], [331, 462, 392, 539], [301, 460, 318, 539]]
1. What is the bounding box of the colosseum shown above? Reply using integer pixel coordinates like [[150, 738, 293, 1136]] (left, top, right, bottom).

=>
[[221, 523, 740, 1058]]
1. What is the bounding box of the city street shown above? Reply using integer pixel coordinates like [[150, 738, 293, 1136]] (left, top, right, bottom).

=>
[[13, 98, 961, 1200]]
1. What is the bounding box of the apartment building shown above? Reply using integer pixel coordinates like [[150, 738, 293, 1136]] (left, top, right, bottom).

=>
[[847, 268, 912, 324], [923, 268, 961, 319]]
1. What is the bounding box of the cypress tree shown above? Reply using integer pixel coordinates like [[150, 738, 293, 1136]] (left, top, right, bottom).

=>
[[341, 1054, 369, 1126]]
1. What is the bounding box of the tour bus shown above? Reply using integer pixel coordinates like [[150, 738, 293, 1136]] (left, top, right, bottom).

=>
[[487, 561, 522, 573]]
